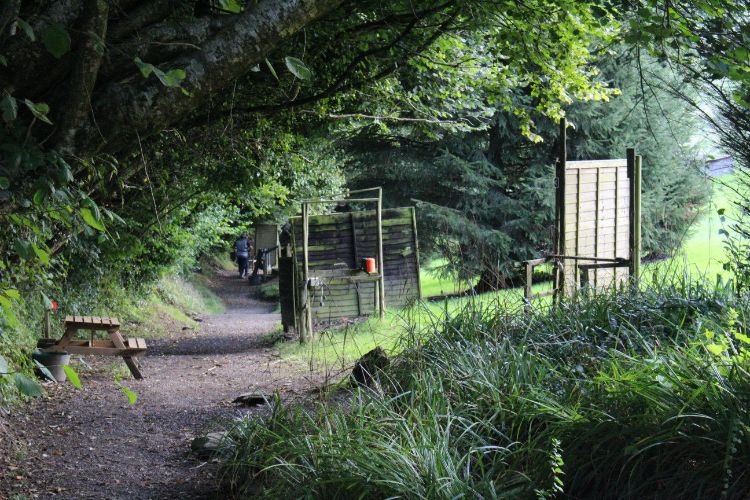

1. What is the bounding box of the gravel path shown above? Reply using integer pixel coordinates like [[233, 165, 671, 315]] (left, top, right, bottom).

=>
[[0, 270, 318, 499]]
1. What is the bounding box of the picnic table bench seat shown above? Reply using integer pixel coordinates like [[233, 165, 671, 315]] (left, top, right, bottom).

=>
[[37, 315, 147, 379]]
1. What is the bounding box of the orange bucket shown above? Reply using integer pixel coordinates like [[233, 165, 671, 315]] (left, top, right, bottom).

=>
[[362, 257, 377, 274]]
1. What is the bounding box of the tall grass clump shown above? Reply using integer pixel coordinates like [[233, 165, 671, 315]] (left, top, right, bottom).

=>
[[219, 279, 750, 498]]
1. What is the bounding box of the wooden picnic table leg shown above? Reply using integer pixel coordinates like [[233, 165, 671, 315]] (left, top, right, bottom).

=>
[[55, 326, 77, 350], [109, 329, 143, 380]]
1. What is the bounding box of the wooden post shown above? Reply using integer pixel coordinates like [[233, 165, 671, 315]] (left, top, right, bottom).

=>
[[44, 310, 51, 338], [524, 261, 533, 312], [301, 202, 312, 343], [594, 167, 601, 287], [632, 155, 642, 284], [626, 148, 637, 281], [411, 207, 423, 300], [376, 188, 385, 318], [553, 117, 567, 300], [614, 163, 620, 283]]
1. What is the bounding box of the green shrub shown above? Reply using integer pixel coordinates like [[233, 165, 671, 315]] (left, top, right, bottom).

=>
[[219, 281, 750, 498]]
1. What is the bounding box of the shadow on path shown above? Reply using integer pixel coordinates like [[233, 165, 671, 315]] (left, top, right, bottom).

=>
[[0, 268, 315, 499]]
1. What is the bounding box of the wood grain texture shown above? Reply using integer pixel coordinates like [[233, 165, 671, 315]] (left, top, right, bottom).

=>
[[562, 163, 632, 294], [287, 207, 420, 322]]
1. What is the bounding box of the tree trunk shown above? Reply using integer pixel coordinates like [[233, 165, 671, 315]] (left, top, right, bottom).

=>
[[76, 0, 343, 156]]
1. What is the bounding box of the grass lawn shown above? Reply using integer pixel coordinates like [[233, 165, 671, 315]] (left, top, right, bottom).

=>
[[419, 258, 477, 298], [279, 175, 740, 370], [646, 175, 736, 282]]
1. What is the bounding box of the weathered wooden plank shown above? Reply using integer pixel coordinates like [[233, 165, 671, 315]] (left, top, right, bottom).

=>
[[304, 238, 415, 253], [569, 169, 617, 183], [566, 159, 627, 169], [294, 216, 412, 231], [566, 189, 617, 203]]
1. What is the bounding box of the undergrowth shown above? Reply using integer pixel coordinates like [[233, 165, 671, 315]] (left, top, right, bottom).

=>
[[218, 278, 750, 498]]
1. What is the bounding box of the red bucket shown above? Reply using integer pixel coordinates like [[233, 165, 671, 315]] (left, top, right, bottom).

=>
[[362, 257, 377, 274]]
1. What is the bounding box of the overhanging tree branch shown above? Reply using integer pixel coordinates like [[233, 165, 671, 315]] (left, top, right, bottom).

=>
[[76, 0, 344, 155]]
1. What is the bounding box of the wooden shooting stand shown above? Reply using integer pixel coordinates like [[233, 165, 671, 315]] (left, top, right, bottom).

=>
[[38, 316, 147, 379], [523, 118, 642, 304]]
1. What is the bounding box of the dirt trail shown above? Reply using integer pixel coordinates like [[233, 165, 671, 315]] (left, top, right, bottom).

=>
[[0, 270, 317, 499]]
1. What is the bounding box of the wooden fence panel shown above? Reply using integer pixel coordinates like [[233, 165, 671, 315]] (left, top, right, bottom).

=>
[[562, 161, 631, 294], [286, 207, 420, 322]]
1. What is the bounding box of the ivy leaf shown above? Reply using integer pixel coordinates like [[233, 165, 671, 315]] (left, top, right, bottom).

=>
[[1, 95, 17, 123], [0, 176, 9, 189], [284, 56, 312, 80], [264, 58, 279, 82], [80, 207, 106, 231], [63, 365, 82, 389], [16, 18, 35, 41], [13, 239, 34, 260], [33, 188, 46, 206], [14, 373, 44, 397], [32, 244, 50, 265], [22, 99, 53, 125], [42, 23, 72, 59], [0, 355, 8, 374], [58, 159, 74, 183], [0, 295, 19, 328], [40, 292, 53, 310]]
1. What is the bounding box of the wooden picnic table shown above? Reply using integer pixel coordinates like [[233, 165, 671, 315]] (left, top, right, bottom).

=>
[[38, 315, 147, 379]]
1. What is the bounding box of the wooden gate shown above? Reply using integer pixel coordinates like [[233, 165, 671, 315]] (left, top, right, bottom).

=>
[[554, 118, 642, 295], [557, 156, 637, 294], [524, 119, 642, 302]]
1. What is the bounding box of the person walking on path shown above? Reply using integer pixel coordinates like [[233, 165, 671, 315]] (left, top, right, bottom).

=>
[[235, 234, 251, 278]]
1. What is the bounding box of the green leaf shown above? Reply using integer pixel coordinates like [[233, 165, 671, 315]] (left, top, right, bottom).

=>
[[157, 68, 186, 88], [284, 56, 312, 80], [717, 208, 726, 215], [32, 244, 50, 265], [42, 23, 72, 59], [33, 188, 46, 206], [33, 359, 56, 382], [0, 295, 19, 328], [40, 291, 53, 309], [134, 57, 154, 78], [735, 332, 750, 345], [13, 239, 34, 260], [14, 373, 44, 397], [80, 207, 106, 231], [0, 176, 9, 189], [706, 343, 726, 356], [264, 58, 279, 82], [63, 365, 82, 389], [1, 95, 17, 122], [58, 159, 74, 183], [22, 99, 53, 125], [3, 289, 20, 300], [0, 355, 8, 374], [16, 18, 35, 41], [217, 0, 242, 12], [117, 382, 138, 405]]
